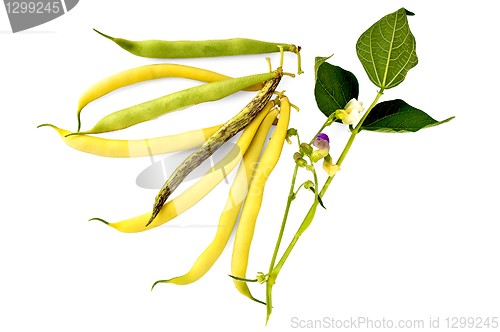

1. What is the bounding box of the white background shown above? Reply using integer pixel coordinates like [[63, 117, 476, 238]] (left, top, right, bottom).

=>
[[1, 0, 499, 331]]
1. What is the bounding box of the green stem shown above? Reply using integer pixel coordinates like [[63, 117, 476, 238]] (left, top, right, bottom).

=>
[[273, 198, 318, 274], [355, 89, 384, 132], [265, 89, 384, 323], [265, 163, 299, 323], [309, 120, 330, 145], [267, 164, 300, 271], [269, 201, 318, 290], [293, 183, 305, 199], [296, 132, 302, 150], [319, 89, 384, 197], [308, 113, 337, 145], [266, 161, 320, 324]]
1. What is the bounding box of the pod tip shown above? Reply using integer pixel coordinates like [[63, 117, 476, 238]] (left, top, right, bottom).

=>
[[145, 215, 155, 227], [64, 132, 84, 137], [89, 217, 109, 225], [37, 123, 54, 129], [151, 280, 167, 291], [93, 29, 114, 41]]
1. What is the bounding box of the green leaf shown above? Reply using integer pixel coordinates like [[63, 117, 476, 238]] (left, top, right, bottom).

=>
[[314, 54, 333, 82], [356, 7, 418, 89], [314, 61, 359, 118], [361, 99, 455, 133]]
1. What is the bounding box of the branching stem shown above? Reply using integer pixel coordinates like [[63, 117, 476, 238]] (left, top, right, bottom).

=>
[[265, 89, 384, 323]]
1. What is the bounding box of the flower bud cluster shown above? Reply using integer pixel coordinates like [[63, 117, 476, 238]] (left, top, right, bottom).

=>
[[293, 133, 340, 177]]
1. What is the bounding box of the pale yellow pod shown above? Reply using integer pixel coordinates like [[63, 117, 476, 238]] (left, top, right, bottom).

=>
[[231, 96, 291, 301], [96, 101, 275, 233], [76, 64, 263, 131], [154, 108, 279, 289], [37, 124, 221, 158]]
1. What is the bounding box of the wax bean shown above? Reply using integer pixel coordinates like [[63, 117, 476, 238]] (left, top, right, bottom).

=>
[[231, 95, 291, 302], [146, 70, 282, 226], [67, 71, 276, 137], [38, 123, 221, 158], [76, 64, 262, 131], [92, 102, 274, 233], [95, 29, 297, 58], [151, 108, 278, 291]]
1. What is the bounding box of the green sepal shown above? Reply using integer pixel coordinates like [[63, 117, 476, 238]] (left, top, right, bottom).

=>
[[309, 188, 327, 210], [287, 128, 298, 136], [300, 143, 313, 156]]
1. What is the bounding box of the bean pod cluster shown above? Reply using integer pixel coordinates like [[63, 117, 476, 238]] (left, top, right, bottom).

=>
[[39, 30, 301, 314]]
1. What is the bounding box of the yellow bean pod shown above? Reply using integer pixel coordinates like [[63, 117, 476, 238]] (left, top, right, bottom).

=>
[[94, 101, 275, 233], [231, 96, 291, 302], [76, 64, 263, 131], [151, 108, 279, 289], [37, 123, 222, 158]]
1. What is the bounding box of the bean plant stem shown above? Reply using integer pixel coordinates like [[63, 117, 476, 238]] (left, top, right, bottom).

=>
[[265, 163, 299, 321], [309, 123, 329, 145], [265, 89, 384, 323], [319, 89, 384, 196]]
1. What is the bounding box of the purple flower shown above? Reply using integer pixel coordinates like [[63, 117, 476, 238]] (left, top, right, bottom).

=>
[[316, 133, 330, 143], [311, 133, 330, 162]]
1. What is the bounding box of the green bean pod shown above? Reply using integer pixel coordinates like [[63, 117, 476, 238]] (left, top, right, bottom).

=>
[[66, 71, 276, 137], [146, 69, 283, 226], [94, 29, 298, 59]]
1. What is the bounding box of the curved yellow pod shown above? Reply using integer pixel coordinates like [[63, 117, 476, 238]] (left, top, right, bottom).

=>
[[77, 63, 263, 131], [95, 101, 275, 233], [152, 108, 279, 291], [37, 124, 221, 158], [231, 96, 291, 302]]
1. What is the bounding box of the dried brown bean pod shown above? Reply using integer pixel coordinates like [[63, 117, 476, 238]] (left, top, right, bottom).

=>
[[146, 68, 283, 226]]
